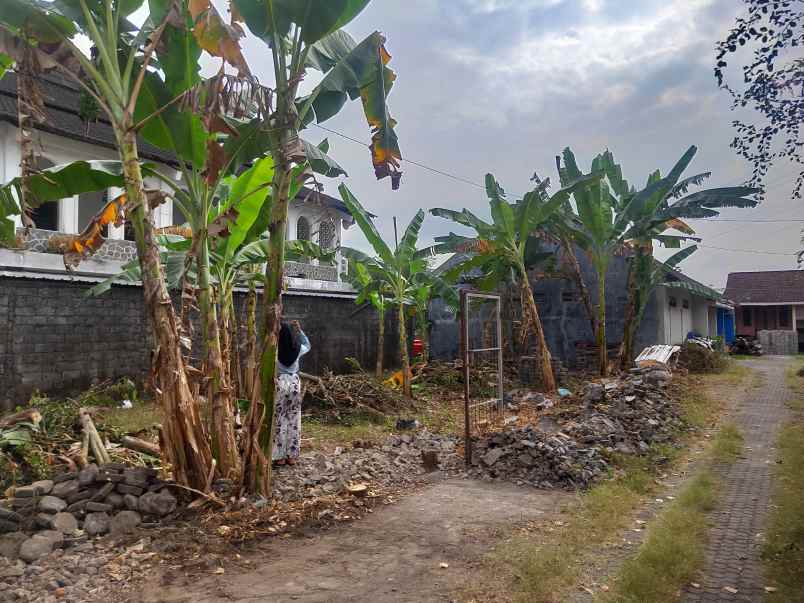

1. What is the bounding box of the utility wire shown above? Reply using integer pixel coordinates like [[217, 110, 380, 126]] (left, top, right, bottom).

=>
[[696, 243, 797, 256], [314, 122, 803, 255]]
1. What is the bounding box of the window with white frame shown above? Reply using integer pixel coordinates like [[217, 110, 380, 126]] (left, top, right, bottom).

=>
[[296, 216, 310, 241]]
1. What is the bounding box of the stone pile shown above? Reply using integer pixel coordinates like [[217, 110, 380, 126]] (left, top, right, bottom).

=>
[[467, 367, 683, 489], [0, 463, 176, 564], [270, 431, 463, 503]]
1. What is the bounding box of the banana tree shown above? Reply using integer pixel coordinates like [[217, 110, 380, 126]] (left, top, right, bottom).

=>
[[431, 173, 599, 392], [0, 0, 226, 489], [613, 147, 759, 366], [339, 186, 439, 397], [226, 0, 402, 495], [345, 259, 390, 378]]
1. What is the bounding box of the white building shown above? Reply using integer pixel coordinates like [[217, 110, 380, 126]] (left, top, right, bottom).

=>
[[0, 73, 354, 292]]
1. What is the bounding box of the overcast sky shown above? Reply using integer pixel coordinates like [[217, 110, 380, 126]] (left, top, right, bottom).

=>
[[229, 0, 802, 289]]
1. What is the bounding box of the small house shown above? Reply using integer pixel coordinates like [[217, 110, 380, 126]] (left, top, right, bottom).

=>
[[724, 270, 804, 353]]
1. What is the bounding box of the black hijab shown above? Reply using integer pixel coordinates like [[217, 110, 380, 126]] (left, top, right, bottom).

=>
[[278, 322, 301, 367]]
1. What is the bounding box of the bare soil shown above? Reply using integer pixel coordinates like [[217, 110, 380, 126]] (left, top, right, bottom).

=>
[[133, 478, 569, 603]]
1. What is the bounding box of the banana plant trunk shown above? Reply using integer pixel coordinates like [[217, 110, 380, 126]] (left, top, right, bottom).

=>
[[618, 261, 639, 370], [244, 284, 258, 401], [117, 129, 213, 490], [376, 304, 385, 379], [398, 303, 412, 397], [518, 269, 557, 392], [561, 238, 597, 338], [419, 314, 429, 364], [197, 244, 240, 480], [596, 265, 608, 377]]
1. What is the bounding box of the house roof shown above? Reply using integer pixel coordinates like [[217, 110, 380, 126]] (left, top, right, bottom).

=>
[[723, 270, 804, 305], [0, 72, 352, 221]]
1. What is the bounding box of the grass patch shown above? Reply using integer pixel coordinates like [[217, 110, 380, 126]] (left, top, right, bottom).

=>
[[99, 400, 162, 436], [762, 421, 804, 601], [709, 422, 744, 462], [601, 470, 718, 603], [784, 358, 804, 411]]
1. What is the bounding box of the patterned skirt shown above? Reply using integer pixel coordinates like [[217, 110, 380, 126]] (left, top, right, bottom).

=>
[[272, 373, 302, 461]]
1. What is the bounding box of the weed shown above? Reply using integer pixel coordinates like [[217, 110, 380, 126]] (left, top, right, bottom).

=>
[[602, 470, 718, 603], [709, 422, 744, 462], [762, 421, 804, 601]]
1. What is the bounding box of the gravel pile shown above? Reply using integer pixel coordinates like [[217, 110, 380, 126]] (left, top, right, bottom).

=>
[[466, 367, 683, 489], [269, 431, 463, 503]]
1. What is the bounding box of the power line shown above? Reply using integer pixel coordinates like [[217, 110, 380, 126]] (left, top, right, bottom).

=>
[[691, 218, 804, 222], [314, 122, 803, 256], [696, 243, 797, 256], [313, 123, 488, 191]]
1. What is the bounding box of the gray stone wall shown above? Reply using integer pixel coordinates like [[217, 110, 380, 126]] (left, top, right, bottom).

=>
[[0, 276, 395, 412], [428, 243, 661, 369]]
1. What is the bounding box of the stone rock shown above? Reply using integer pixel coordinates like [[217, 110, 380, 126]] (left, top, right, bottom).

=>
[[0, 507, 20, 522], [123, 468, 149, 488], [123, 495, 139, 511], [51, 480, 79, 500], [11, 485, 36, 498], [19, 536, 55, 563], [66, 489, 93, 505], [0, 532, 27, 560], [31, 480, 54, 495], [0, 560, 24, 578], [0, 519, 18, 534], [85, 502, 112, 513], [482, 447, 506, 466], [110, 511, 141, 535], [66, 500, 88, 515], [51, 513, 78, 534], [52, 471, 78, 484], [116, 484, 143, 497], [583, 383, 605, 405], [35, 513, 56, 530], [83, 513, 110, 537], [138, 490, 177, 517], [38, 496, 67, 514], [92, 482, 115, 501], [105, 493, 124, 509], [9, 498, 34, 511], [78, 464, 99, 487], [36, 530, 64, 548]]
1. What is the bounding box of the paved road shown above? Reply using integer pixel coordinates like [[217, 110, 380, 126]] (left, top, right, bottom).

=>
[[685, 357, 791, 603]]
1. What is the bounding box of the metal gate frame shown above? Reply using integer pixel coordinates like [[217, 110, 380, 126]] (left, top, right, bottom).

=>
[[460, 289, 504, 466]]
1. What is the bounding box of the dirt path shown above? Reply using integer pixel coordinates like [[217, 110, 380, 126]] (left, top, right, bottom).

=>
[[683, 356, 791, 602], [135, 478, 568, 603]]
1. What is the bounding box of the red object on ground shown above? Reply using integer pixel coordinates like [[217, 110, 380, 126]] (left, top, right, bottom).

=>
[[412, 338, 423, 356]]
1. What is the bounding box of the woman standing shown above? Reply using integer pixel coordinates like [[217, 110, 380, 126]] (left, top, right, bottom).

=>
[[273, 320, 310, 466]]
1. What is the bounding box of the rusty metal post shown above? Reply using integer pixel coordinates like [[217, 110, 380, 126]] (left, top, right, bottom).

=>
[[460, 289, 471, 466]]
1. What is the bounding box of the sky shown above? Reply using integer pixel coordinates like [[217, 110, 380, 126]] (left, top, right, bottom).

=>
[[222, 0, 803, 289]]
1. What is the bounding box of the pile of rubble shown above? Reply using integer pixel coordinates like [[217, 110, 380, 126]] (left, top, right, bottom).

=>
[[0, 463, 176, 565], [269, 431, 462, 503], [467, 366, 683, 489]]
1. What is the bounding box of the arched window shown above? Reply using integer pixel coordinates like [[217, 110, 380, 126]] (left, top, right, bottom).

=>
[[296, 216, 310, 241], [319, 219, 336, 251]]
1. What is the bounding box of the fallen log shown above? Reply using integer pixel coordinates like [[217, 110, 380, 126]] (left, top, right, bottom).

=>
[[78, 407, 111, 465], [120, 435, 161, 457], [0, 408, 42, 429]]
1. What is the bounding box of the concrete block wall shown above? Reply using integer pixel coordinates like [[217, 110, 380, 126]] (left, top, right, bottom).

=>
[[0, 276, 396, 412], [757, 329, 798, 356]]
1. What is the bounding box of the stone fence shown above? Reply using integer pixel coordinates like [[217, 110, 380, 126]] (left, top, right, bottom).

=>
[[757, 330, 798, 355]]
